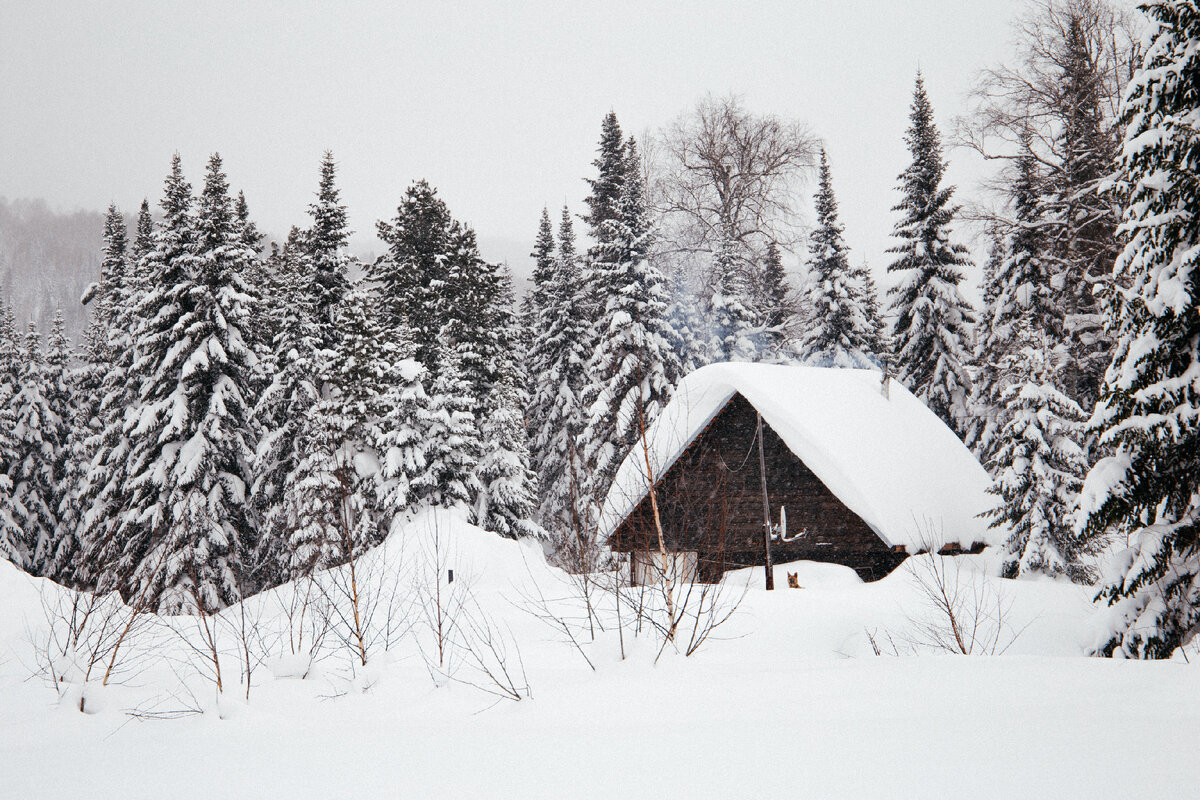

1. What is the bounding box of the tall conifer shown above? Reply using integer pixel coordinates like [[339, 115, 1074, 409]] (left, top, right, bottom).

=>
[[799, 151, 877, 369], [582, 137, 682, 504], [308, 151, 351, 352], [1079, 2, 1200, 658], [8, 323, 66, 576], [887, 74, 977, 437], [121, 154, 258, 613]]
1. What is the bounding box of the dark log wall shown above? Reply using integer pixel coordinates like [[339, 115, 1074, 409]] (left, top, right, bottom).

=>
[[609, 393, 908, 582]]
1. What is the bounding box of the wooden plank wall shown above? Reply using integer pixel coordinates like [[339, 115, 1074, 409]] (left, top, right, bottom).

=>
[[609, 393, 909, 582]]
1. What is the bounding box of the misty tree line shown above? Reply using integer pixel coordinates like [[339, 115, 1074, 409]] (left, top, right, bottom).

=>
[[0, 0, 1197, 657]]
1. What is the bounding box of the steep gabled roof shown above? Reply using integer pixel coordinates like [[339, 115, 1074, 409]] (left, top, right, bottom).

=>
[[599, 362, 1001, 551]]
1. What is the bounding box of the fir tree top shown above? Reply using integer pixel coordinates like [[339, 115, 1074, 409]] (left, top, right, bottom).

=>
[[558, 204, 578, 276], [196, 154, 256, 291], [132, 198, 155, 266], [309, 151, 350, 253], [307, 150, 352, 347], [151, 153, 199, 290], [584, 111, 627, 245], [528, 206, 557, 319]]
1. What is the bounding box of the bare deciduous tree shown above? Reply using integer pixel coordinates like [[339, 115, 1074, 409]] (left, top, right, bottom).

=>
[[957, 0, 1143, 405], [32, 585, 156, 713], [652, 94, 819, 268], [897, 528, 1025, 656], [957, 0, 1139, 179]]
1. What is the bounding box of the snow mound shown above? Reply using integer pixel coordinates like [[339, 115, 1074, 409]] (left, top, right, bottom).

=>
[[600, 362, 1000, 552], [725, 559, 864, 588], [377, 506, 555, 593]]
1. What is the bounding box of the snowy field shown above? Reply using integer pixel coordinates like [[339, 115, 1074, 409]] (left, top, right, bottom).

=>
[[1, 511, 1197, 799]]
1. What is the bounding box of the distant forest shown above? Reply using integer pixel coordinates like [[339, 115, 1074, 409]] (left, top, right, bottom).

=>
[[0, 198, 104, 341]]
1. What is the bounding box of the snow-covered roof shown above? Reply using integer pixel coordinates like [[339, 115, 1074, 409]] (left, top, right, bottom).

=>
[[599, 362, 1000, 552]]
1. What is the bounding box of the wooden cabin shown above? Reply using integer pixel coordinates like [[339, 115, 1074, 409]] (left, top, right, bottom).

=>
[[600, 364, 997, 585]]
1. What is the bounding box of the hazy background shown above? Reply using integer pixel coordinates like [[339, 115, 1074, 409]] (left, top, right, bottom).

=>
[[2, 0, 1045, 339]]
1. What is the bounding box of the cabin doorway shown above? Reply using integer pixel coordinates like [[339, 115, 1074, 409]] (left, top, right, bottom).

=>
[[630, 550, 698, 586]]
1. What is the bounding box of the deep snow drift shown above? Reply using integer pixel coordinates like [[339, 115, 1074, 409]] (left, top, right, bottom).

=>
[[0, 510, 1197, 798]]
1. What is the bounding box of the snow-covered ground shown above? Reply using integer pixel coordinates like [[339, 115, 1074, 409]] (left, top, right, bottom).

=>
[[1, 511, 1197, 798]]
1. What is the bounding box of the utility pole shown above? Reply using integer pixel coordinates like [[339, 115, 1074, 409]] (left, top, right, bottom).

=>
[[756, 411, 775, 590]]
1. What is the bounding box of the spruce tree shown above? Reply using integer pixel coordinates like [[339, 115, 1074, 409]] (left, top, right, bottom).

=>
[[423, 345, 482, 515], [134, 199, 155, 258], [0, 462, 19, 570], [286, 286, 402, 572], [0, 293, 21, 436], [375, 182, 539, 536], [308, 151, 352, 352], [582, 136, 682, 503], [758, 242, 793, 361], [258, 226, 307, 371], [124, 198, 155, 303], [850, 259, 887, 357], [8, 323, 64, 576], [577, 112, 630, 356], [1080, 2, 1200, 658], [530, 206, 593, 537], [526, 207, 560, 483], [473, 267, 543, 540], [252, 235, 325, 582], [665, 264, 707, 374], [440, 226, 542, 538], [439, 226, 537, 532], [525, 207, 557, 335], [74, 200, 153, 589], [54, 317, 99, 585], [0, 295, 20, 567], [93, 156, 201, 597], [122, 154, 259, 613], [438, 224, 499, 410], [986, 326, 1089, 582], [84, 204, 128, 343], [887, 73, 977, 437], [236, 190, 264, 254], [372, 180, 456, 372], [973, 137, 1065, 466], [231, 191, 272, 373], [376, 355, 434, 531], [39, 311, 73, 578], [993, 135, 1065, 354], [967, 229, 1009, 462], [284, 407, 344, 575], [798, 151, 877, 369], [475, 379, 543, 540], [705, 221, 762, 363], [583, 111, 628, 252]]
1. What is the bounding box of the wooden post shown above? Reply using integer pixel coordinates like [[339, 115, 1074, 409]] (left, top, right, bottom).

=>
[[756, 411, 775, 590]]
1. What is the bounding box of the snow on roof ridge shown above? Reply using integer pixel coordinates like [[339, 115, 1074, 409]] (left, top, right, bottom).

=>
[[599, 362, 1000, 552]]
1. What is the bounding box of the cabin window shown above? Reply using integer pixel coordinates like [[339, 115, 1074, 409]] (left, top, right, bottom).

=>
[[630, 550, 698, 586]]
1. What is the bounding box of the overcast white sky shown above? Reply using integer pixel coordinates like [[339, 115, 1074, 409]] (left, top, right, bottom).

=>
[[2, 0, 1054, 294]]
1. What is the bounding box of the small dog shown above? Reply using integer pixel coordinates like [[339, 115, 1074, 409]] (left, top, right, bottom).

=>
[[786, 572, 801, 589]]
